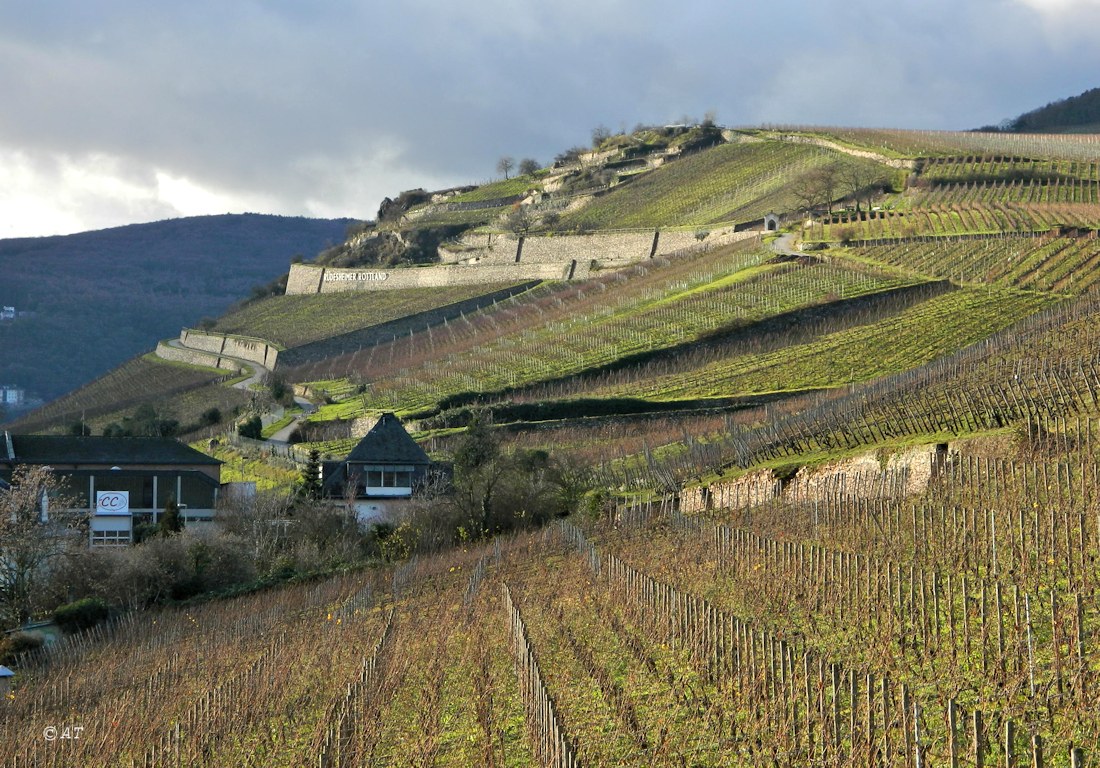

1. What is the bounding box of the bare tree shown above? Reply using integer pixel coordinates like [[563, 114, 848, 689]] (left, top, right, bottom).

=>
[[216, 490, 294, 572], [793, 163, 842, 217], [591, 124, 612, 149], [0, 466, 81, 626], [496, 156, 515, 180], [815, 163, 842, 215], [504, 205, 534, 235], [842, 163, 891, 212], [518, 158, 540, 176]]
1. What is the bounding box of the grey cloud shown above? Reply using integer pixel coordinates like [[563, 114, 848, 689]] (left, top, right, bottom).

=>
[[2, 0, 1100, 235]]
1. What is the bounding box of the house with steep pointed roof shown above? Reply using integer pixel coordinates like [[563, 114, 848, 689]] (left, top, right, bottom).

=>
[[321, 413, 445, 522]]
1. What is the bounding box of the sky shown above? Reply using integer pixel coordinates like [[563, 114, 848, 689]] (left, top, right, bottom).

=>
[[1, 0, 1099, 238]]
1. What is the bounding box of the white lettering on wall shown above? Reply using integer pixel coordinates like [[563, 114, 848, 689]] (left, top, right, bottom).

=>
[[323, 271, 389, 282]]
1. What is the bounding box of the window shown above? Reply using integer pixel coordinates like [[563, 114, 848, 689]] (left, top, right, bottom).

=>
[[180, 474, 216, 510], [94, 474, 148, 508], [90, 529, 131, 547], [155, 474, 178, 508], [358, 465, 416, 494]]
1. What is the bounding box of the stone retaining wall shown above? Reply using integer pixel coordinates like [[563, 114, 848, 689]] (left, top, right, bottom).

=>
[[178, 330, 280, 369], [679, 444, 945, 514], [154, 341, 242, 373], [289, 229, 756, 295], [285, 261, 577, 295], [444, 229, 752, 268]]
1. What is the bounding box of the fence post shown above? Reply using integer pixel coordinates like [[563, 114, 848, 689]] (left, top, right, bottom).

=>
[[948, 699, 959, 768]]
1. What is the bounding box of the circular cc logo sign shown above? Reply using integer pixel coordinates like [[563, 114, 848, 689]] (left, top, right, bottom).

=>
[[96, 491, 129, 515]]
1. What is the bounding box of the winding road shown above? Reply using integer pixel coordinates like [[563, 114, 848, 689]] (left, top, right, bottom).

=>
[[164, 337, 314, 446]]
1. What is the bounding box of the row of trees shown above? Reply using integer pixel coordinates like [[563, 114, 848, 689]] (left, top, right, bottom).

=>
[[495, 156, 541, 180], [793, 161, 895, 218]]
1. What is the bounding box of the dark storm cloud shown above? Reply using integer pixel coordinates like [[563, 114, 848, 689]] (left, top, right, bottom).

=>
[[0, 0, 1098, 235]]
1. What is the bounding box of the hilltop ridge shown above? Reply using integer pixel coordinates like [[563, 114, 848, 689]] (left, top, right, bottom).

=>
[[980, 84, 1100, 133]]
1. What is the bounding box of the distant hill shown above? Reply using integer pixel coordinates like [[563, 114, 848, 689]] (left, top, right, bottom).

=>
[[0, 213, 355, 403], [982, 86, 1100, 133]]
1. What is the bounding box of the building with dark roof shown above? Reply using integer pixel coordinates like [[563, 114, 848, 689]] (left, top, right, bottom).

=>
[[1, 432, 222, 546], [321, 413, 445, 522]]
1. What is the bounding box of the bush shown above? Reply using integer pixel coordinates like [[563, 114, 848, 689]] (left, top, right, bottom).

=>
[[0, 631, 45, 664], [835, 226, 857, 245], [54, 597, 109, 634], [132, 521, 159, 544], [238, 416, 263, 439]]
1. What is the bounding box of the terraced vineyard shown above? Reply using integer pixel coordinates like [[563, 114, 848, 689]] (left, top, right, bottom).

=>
[[9, 462, 1100, 766], [919, 155, 1099, 184], [615, 292, 1100, 492], [0, 552, 529, 767], [555, 141, 889, 230], [292, 244, 918, 419], [812, 203, 1100, 242], [850, 235, 1100, 293], [797, 126, 1100, 160], [214, 284, 526, 349], [567, 287, 1054, 401], [11, 122, 1100, 768], [445, 174, 540, 203], [9, 355, 234, 434]]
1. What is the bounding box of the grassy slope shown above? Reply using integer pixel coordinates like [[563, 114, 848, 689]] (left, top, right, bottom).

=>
[[303, 246, 920, 421], [555, 141, 888, 230], [8, 354, 230, 434], [578, 287, 1054, 400], [214, 285, 522, 348]]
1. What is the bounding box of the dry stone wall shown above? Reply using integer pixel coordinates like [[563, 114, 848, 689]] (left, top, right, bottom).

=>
[[154, 341, 242, 373], [679, 444, 945, 514], [679, 469, 779, 514], [178, 330, 280, 369], [285, 262, 576, 295], [289, 229, 758, 296]]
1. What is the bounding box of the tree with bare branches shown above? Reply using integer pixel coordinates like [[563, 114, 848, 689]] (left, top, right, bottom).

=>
[[842, 163, 891, 212], [0, 466, 82, 626]]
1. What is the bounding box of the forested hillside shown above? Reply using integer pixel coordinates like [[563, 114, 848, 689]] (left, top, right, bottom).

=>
[[0, 213, 354, 405]]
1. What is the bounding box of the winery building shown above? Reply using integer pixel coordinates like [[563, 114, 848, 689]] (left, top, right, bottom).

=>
[[0, 433, 222, 546]]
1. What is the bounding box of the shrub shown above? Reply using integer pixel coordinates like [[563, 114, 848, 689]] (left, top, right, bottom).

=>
[[238, 416, 263, 439], [132, 521, 159, 544], [0, 631, 45, 664], [54, 597, 109, 634], [835, 225, 857, 245]]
